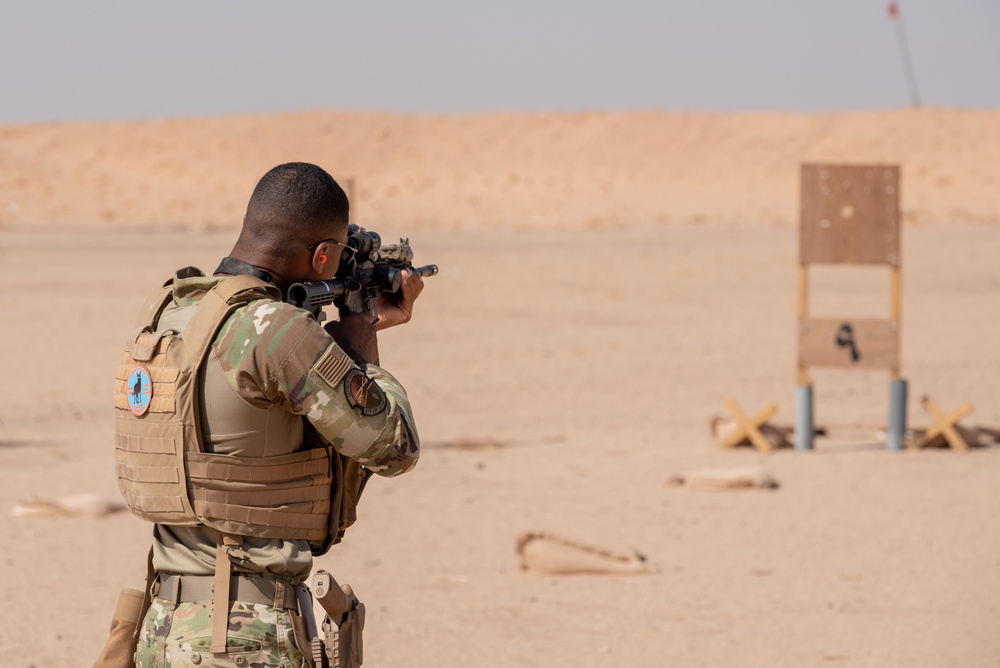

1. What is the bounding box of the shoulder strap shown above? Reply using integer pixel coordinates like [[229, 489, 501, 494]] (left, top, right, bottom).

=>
[[134, 285, 174, 330], [180, 274, 280, 368], [133, 267, 206, 330]]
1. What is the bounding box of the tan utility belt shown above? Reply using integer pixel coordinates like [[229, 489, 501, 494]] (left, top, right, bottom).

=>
[[155, 573, 302, 611]]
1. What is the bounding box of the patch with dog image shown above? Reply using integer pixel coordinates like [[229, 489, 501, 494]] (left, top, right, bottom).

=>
[[127, 364, 153, 416]]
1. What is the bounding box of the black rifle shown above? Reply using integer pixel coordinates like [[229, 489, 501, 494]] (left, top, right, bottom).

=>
[[287, 224, 438, 322]]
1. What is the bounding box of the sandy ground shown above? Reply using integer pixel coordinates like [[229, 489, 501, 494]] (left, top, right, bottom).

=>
[[1, 109, 999, 667]]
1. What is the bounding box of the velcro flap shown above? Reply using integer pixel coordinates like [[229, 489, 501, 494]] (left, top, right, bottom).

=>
[[114, 394, 177, 414], [123, 492, 185, 514], [193, 485, 329, 507], [187, 449, 330, 484], [116, 462, 180, 484], [199, 502, 329, 531], [115, 365, 180, 383], [129, 329, 178, 362], [115, 433, 176, 455]]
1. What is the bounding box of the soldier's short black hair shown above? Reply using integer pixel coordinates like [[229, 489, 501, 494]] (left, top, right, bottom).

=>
[[244, 163, 349, 245]]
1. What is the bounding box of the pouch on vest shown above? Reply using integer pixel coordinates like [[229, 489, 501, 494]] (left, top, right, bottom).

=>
[[90, 588, 145, 668]]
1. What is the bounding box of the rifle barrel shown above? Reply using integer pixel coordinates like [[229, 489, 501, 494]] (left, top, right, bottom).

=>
[[414, 264, 438, 278]]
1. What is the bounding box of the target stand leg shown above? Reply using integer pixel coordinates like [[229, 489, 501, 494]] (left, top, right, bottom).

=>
[[795, 384, 814, 452], [912, 395, 974, 451], [886, 378, 908, 451], [722, 399, 778, 453]]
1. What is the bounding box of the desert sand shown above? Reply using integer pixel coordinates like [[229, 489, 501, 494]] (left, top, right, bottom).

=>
[[1, 108, 998, 667]]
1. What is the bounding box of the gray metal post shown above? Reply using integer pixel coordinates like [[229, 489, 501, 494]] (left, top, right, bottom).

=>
[[886, 378, 908, 451], [795, 384, 814, 451]]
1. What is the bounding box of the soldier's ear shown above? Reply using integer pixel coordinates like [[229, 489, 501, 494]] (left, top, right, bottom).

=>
[[310, 243, 328, 273]]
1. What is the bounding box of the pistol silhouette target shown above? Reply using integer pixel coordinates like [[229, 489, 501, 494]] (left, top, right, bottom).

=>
[[798, 318, 897, 371], [835, 323, 860, 362], [797, 165, 900, 375], [798, 165, 901, 376], [795, 164, 906, 451]]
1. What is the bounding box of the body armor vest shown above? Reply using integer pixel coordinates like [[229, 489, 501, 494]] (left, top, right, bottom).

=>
[[114, 271, 364, 555]]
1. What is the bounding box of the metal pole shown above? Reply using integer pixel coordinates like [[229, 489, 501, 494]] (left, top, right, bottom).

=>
[[887, 378, 908, 450], [795, 384, 815, 451]]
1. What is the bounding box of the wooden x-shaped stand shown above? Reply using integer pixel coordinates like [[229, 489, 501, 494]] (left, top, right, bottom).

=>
[[911, 395, 974, 451], [721, 399, 779, 453]]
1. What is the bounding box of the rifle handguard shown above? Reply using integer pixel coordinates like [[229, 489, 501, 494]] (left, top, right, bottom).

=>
[[287, 225, 437, 321]]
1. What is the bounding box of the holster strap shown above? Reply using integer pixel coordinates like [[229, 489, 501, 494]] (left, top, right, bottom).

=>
[[157, 573, 301, 611]]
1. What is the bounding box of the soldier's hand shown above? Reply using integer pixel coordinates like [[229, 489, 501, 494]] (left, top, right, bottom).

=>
[[325, 314, 379, 366], [375, 268, 424, 331]]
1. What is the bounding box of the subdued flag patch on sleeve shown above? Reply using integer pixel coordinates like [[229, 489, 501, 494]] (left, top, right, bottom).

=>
[[313, 346, 354, 386]]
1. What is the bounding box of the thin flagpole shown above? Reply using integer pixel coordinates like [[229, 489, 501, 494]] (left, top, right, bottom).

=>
[[888, 2, 921, 107]]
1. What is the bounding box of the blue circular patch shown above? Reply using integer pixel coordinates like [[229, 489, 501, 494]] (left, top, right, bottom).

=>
[[127, 364, 153, 417]]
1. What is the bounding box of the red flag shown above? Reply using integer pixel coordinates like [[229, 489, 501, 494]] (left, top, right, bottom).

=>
[[887, 2, 899, 18]]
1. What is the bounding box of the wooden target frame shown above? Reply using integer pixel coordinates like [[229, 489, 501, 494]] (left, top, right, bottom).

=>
[[797, 164, 902, 383]]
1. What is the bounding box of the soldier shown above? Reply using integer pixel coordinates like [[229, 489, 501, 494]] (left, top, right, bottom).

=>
[[107, 162, 422, 668]]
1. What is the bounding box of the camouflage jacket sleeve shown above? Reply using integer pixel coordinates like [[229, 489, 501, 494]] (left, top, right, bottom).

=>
[[213, 299, 419, 477]]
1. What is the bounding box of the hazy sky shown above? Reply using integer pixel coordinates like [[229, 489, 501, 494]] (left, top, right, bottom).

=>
[[2, 0, 997, 123]]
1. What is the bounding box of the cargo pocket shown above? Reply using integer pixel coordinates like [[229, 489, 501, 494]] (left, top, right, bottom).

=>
[[174, 634, 266, 667], [164, 601, 272, 667]]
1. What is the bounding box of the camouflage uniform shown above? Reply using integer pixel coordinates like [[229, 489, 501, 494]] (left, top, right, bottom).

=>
[[135, 599, 308, 668], [134, 272, 419, 667]]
